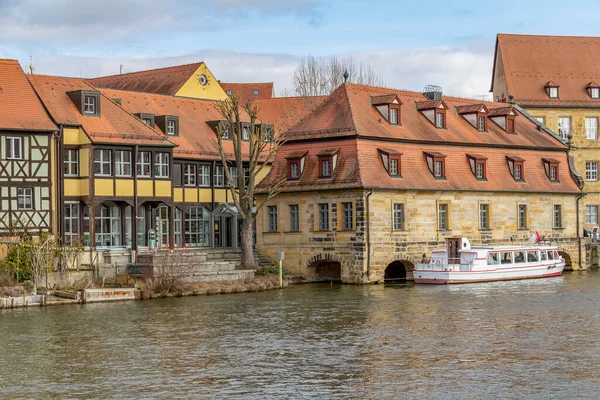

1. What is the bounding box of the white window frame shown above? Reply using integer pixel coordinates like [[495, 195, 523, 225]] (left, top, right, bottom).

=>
[[95, 202, 121, 247], [476, 162, 484, 179], [166, 119, 176, 136], [64, 202, 80, 245], [586, 205, 598, 225], [390, 159, 398, 176], [290, 162, 299, 179], [17, 187, 33, 210], [558, 117, 571, 140], [199, 164, 211, 187], [390, 108, 398, 124], [228, 166, 238, 188], [477, 116, 485, 131], [137, 151, 151, 177], [535, 116, 545, 124], [84, 95, 96, 115], [184, 206, 210, 247], [64, 149, 79, 177], [549, 87, 558, 98], [436, 112, 444, 128], [154, 153, 169, 178], [214, 165, 224, 186], [434, 160, 443, 177], [242, 125, 250, 141], [322, 159, 331, 177], [94, 149, 112, 176], [550, 166, 558, 181], [586, 161, 598, 181], [6, 137, 22, 160], [184, 164, 196, 186], [514, 164, 522, 181], [393, 203, 404, 231], [592, 88, 600, 99], [586, 117, 598, 140], [115, 150, 132, 177], [438, 203, 448, 231]]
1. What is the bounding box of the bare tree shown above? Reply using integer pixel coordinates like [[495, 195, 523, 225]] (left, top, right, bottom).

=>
[[214, 96, 285, 267], [28, 235, 55, 295], [146, 252, 193, 294], [293, 55, 385, 96]]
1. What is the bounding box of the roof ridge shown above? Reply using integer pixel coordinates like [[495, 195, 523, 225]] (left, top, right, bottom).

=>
[[342, 83, 360, 135], [89, 61, 203, 80], [498, 33, 600, 40]]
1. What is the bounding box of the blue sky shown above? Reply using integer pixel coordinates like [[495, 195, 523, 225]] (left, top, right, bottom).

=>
[[2, 0, 600, 97]]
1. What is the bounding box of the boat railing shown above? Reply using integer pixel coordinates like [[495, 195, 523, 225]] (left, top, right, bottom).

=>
[[417, 262, 473, 271]]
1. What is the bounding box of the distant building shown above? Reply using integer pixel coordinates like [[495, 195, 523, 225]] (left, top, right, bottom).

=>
[[256, 83, 583, 283], [220, 82, 274, 103]]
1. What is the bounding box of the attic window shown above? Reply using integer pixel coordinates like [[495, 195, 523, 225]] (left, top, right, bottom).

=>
[[545, 81, 559, 98], [67, 90, 100, 117], [467, 154, 488, 180], [253, 90, 259, 96], [543, 158, 560, 183], [84, 95, 96, 114], [242, 124, 250, 141], [416, 99, 448, 129], [378, 148, 402, 177], [488, 106, 517, 134], [226, 90, 232, 96], [135, 113, 155, 128], [457, 104, 489, 132], [317, 148, 339, 179], [372, 94, 403, 125], [285, 151, 307, 180], [221, 123, 231, 139], [506, 156, 525, 182], [587, 82, 600, 99], [424, 151, 447, 179], [155, 115, 179, 137]]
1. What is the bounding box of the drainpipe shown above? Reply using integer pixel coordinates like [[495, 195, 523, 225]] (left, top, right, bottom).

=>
[[577, 192, 587, 269], [133, 145, 138, 260], [57, 125, 64, 241], [365, 188, 373, 282]]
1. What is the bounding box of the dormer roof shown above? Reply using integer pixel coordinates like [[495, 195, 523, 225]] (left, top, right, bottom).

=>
[[415, 99, 448, 111], [488, 106, 517, 117], [456, 104, 489, 114], [371, 94, 402, 106], [545, 80, 559, 88]]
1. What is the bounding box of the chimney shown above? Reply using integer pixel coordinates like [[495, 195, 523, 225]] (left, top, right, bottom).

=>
[[423, 84, 443, 100]]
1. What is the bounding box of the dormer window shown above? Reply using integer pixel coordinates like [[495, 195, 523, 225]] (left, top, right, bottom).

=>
[[424, 151, 447, 179], [253, 90, 259, 96], [506, 156, 525, 182], [543, 158, 560, 183], [285, 151, 307, 180], [457, 104, 489, 132], [467, 154, 488, 180], [372, 94, 403, 125], [221, 123, 231, 139], [317, 148, 339, 179], [587, 82, 600, 99], [416, 99, 448, 129], [488, 106, 517, 134], [67, 90, 100, 117], [155, 115, 179, 137], [545, 81, 559, 98], [242, 124, 250, 141], [378, 148, 402, 177], [226, 90, 232, 96], [134, 113, 155, 127]]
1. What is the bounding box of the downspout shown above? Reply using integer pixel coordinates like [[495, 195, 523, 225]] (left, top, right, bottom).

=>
[[57, 125, 64, 241], [577, 192, 587, 269], [365, 188, 373, 282], [133, 145, 138, 258]]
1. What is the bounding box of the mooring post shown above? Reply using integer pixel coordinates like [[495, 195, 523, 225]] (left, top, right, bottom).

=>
[[277, 252, 285, 289]]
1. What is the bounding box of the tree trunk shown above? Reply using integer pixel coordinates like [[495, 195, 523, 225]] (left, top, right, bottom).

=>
[[240, 218, 255, 267]]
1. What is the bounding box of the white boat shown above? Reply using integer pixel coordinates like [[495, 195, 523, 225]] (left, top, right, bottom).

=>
[[413, 237, 565, 284]]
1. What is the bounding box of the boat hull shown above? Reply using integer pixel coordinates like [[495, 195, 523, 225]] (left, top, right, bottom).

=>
[[413, 262, 565, 284]]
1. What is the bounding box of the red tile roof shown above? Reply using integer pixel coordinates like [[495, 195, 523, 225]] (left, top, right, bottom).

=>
[[88, 62, 202, 95], [258, 83, 580, 194], [0, 59, 56, 132], [221, 82, 273, 103], [456, 104, 488, 114], [98, 88, 267, 161], [28, 75, 174, 146], [255, 95, 325, 135], [493, 34, 600, 106]]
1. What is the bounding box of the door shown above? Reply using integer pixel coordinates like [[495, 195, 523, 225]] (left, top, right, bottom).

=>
[[214, 217, 221, 247], [157, 205, 169, 248], [224, 216, 233, 248]]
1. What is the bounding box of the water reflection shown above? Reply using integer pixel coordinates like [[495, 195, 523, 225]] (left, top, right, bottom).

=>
[[2, 272, 600, 398]]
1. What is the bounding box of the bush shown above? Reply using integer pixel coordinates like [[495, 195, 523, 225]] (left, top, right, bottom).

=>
[[1, 244, 32, 282], [254, 265, 284, 277]]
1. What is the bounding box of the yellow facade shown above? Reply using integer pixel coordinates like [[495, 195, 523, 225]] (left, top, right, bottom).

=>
[[154, 180, 172, 197], [214, 189, 228, 203], [175, 63, 229, 100], [94, 179, 114, 196], [173, 188, 184, 202], [115, 179, 134, 196], [184, 188, 199, 203], [200, 188, 212, 202], [137, 180, 153, 197], [64, 178, 90, 196], [63, 127, 91, 145]]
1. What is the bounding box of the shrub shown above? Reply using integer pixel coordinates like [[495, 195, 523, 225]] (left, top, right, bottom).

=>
[[254, 265, 284, 277]]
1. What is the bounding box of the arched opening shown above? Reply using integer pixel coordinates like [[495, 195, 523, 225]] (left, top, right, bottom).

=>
[[559, 251, 573, 270], [385, 261, 407, 282], [307, 260, 342, 281]]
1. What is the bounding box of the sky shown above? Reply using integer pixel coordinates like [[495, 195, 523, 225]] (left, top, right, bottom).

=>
[[2, 0, 600, 99]]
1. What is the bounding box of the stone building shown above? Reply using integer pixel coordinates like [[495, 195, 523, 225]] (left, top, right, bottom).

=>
[[491, 34, 600, 236], [256, 83, 584, 284]]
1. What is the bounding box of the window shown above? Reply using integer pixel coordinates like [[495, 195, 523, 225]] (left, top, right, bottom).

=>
[[586, 161, 598, 181], [94, 149, 111, 176], [226, 90, 232, 96], [558, 117, 571, 140], [486, 252, 500, 265], [550, 166, 558, 181], [268, 206, 277, 232], [554, 205, 562, 229], [586, 117, 598, 140], [94, 202, 121, 247], [478, 116, 486, 131], [263, 127, 273, 143], [480, 204, 490, 229], [6, 137, 22, 159], [174, 208, 182, 247], [476, 163, 484, 179], [390, 159, 399, 176], [214, 165, 224, 186], [425, 152, 446, 178], [289, 205, 299, 232], [393, 203, 404, 230], [586, 205, 598, 224], [184, 206, 211, 247], [514, 251, 526, 263], [64, 149, 79, 177], [514, 164, 522, 180], [253, 89, 259, 96], [318, 203, 329, 231], [592, 88, 600, 99], [501, 252, 513, 264], [17, 188, 32, 210], [142, 117, 153, 127], [436, 112, 445, 128], [199, 164, 211, 186], [220, 124, 231, 139], [166, 119, 177, 136], [242, 125, 250, 141], [467, 154, 487, 180], [434, 161, 443, 177], [289, 161, 299, 179], [229, 166, 238, 188], [184, 164, 196, 186], [64, 203, 80, 245], [342, 202, 353, 230], [137, 151, 151, 177], [321, 158, 331, 178], [527, 251, 539, 263], [84, 95, 96, 115], [438, 203, 448, 231], [390, 108, 398, 124], [548, 87, 558, 98], [535, 117, 545, 124], [154, 153, 169, 178], [115, 150, 132, 177], [518, 205, 527, 230]]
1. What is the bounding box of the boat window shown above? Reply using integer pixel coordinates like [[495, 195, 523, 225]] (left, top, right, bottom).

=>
[[527, 251, 539, 262], [487, 252, 500, 265], [554, 250, 560, 259], [514, 251, 525, 263], [548, 251, 555, 261], [501, 252, 513, 264], [540, 251, 548, 261]]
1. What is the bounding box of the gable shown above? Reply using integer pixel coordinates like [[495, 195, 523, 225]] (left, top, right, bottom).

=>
[[175, 63, 229, 100]]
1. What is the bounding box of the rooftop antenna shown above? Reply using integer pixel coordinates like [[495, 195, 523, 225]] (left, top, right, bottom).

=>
[[28, 55, 34, 74], [343, 70, 349, 83], [120, 64, 123, 74]]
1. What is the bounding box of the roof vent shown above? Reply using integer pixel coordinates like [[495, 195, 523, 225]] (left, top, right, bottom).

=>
[[423, 84, 443, 100]]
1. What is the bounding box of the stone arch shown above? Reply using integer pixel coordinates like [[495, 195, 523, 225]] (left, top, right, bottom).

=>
[[384, 259, 415, 282], [558, 251, 573, 270], [305, 253, 343, 282]]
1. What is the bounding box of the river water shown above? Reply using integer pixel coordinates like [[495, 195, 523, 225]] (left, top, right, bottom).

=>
[[2, 272, 600, 399]]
